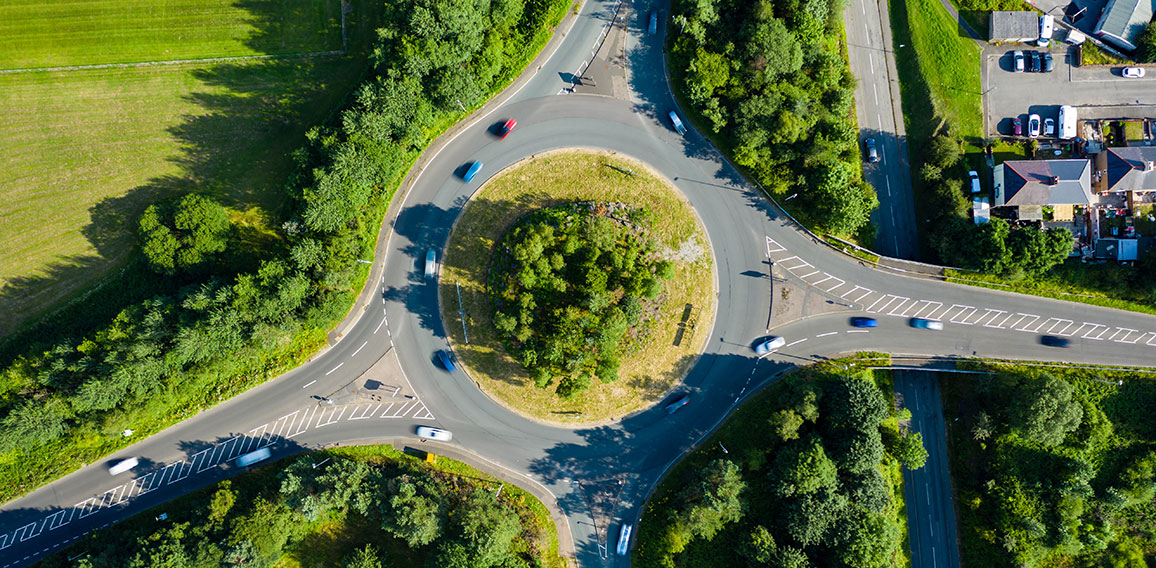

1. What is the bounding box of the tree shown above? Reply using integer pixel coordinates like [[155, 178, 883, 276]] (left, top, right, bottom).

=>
[[769, 409, 805, 441], [436, 489, 521, 568], [971, 411, 994, 441], [677, 459, 747, 539], [926, 134, 960, 168], [825, 375, 888, 430], [847, 468, 892, 514], [688, 47, 730, 103], [833, 510, 901, 568], [831, 428, 885, 473], [383, 481, 444, 547], [772, 435, 839, 497], [744, 16, 803, 78], [893, 432, 929, 470], [343, 545, 384, 568], [138, 194, 231, 275], [1135, 21, 1156, 63], [1007, 374, 1083, 446]]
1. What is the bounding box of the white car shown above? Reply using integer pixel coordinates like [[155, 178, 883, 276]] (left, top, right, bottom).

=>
[[416, 426, 452, 441], [755, 336, 786, 354], [108, 457, 139, 475], [1123, 67, 1146, 78], [1012, 50, 1025, 72], [1044, 117, 1055, 137], [616, 523, 633, 555], [424, 250, 437, 278], [1028, 114, 1041, 138]]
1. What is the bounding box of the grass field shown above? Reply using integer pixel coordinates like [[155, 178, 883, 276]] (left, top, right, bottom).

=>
[[0, 0, 343, 70], [902, 0, 983, 140], [439, 150, 717, 424]]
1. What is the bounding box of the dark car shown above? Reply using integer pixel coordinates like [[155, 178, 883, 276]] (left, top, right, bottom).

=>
[[1042, 52, 1054, 72], [665, 394, 691, 414], [1013, 116, 1023, 136], [498, 118, 517, 140], [437, 350, 456, 372], [1040, 335, 1071, 348], [850, 317, 878, 328], [1027, 50, 1038, 72]]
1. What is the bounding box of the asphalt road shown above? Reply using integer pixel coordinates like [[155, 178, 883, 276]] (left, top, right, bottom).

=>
[[844, 0, 920, 259], [5, 1, 1156, 567], [895, 370, 960, 568]]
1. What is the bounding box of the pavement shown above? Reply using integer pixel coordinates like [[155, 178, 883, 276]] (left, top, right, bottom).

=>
[[7, 1, 1156, 568], [845, 0, 921, 260]]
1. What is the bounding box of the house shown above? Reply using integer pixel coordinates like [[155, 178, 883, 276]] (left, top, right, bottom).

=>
[[1093, 146, 1156, 193], [989, 11, 1042, 43], [1092, 0, 1156, 51], [993, 159, 1094, 219]]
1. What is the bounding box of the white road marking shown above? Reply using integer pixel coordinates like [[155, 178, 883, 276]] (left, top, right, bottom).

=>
[[765, 236, 787, 254], [374, 317, 386, 334], [325, 362, 344, 376], [816, 332, 837, 338], [785, 338, 808, 347], [979, 309, 1008, 327], [885, 177, 891, 196], [847, 329, 870, 333], [302, 380, 316, 389], [873, 82, 879, 105], [352, 341, 368, 356]]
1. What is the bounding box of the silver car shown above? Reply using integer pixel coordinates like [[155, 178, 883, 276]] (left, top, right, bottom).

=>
[[755, 336, 786, 354], [416, 426, 452, 441]]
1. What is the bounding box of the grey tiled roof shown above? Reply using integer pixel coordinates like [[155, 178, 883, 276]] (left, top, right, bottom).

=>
[[1002, 159, 1093, 206], [1104, 147, 1156, 191], [1093, 0, 1155, 50], [989, 11, 1039, 40]]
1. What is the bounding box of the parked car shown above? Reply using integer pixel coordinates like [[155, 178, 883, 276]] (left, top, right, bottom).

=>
[[424, 250, 437, 278], [1123, 67, 1146, 78], [497, 118, 516, 140], [665, 394, 691, 414], [1013, 50, 1024, 72], [462, 161, 483, 182], [968, 170, 981, 193], [108, 457, 139, 476], [437, 350, 455, 372], [864, 137, 879, 163], [850, 317, 878, 328], [1040, 335, 1071, 348], [755, 336, 786, 354], [1028, 114, 1041, 138], [416, 426, 453, 441], [910, 318, 944, 331], [1038, 14, 1054, 46], [669, 111, 686, 134], [1042, 52, 1054, 72], [616, 524, 633, 555], [1029, 50, 1041, 72], [1012, 116, 1023, 136], [1044, 117, 1055, 137]]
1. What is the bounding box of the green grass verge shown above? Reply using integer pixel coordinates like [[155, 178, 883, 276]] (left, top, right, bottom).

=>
[[1079, 42, 1129, 65], [0, 0, 344, 70], [944, 263, 1156, 316]]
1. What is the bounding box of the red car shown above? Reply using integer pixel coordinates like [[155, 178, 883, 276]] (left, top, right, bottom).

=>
[[1012, 117, 1023, 136], [498, 118, 517, 140]]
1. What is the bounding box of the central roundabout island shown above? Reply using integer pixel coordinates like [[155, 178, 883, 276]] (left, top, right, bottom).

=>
[[438, 149, 718, 424]]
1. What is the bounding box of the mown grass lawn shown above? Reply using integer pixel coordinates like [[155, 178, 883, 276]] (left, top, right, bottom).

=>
[[438, 150, 717, 424], [0, 0, 343, 70], [902, 0, 983, 140]]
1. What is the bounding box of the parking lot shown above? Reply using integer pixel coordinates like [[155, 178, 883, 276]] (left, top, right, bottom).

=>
[[983, 45, 1156, 138]]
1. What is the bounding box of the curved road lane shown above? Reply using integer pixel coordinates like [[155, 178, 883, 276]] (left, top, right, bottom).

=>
[[5, 1, 1156, 567]]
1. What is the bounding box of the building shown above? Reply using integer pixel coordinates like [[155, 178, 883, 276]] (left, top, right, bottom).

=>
[[993, 159, 1094, 219], [989, 11, 1042, 43], [1092, 0, 1156, 51], [1093, 146, 1156, 193]]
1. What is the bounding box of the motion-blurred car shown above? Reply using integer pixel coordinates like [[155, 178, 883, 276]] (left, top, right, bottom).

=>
[[109, 457, 139, 475], [416, 426, 453, 441], [1040, 335, 1071, 347], [425, 250, 437, 278], [864, 137, 879, 163], [236, 448, 271, 467], [617, 524, 633, 555], [1044, 117, 1055, 137], [497, 118, 517, 140], [910, 318, 944, 331], [755, 336, 786, 354], [850, 317, 878, 328], [669, 111, 686, 135], [1123, 67, 1146, 78], [437, 350, 456, 372], [1028, 114, 1041, 138], [665, 394, 691, 414], [463, 161, 483, 182]]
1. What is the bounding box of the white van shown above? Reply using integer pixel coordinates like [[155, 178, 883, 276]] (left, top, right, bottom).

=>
[[616, 523, 633, 555], [1058, 105, 1077, 139], [1038, 15, 1054, 46]]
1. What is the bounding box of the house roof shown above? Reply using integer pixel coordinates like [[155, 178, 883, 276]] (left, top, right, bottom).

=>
[[1103, 146, 1156, 191], [999, 159, 1093, 206], [1093, 0, 1155, 50], [989, 11, 1039, 40]]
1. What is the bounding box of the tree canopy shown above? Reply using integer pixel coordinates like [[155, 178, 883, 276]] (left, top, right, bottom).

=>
[[138, 193, 231, 275]]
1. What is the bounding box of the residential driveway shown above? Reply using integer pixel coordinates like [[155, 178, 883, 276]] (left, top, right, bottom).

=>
[[1030, 0, 1108, 35], [983, 46, 1156, 137]]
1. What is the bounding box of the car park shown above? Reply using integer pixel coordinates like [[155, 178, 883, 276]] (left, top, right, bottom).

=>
[[1028, 114, 1041, 137], [497, 118, 516, 140], [968, 170, 981, 193], [1044, 117, 1055, 137], [437, 350, 455, 372], [425, 250, 437, 278], [462, 161, 483, 182], [1013, 50, 1024, 72], [1042, 52, 1053, 72], [1029, 50, 1041, 73], [850, 317, 877, 328], [755, 336, 786, 354], [665, 394, 690, 414], [910, 318, 944, 330], [1040, 335, 1071, 347], [616, 524, 633, 555], [108, 457, 139, 475], [669, 111, 686, 135], [864, 137, 879, 163], [1123, 67, 1146, 78], [416, 426, 453, 441], [1013, 116, 1023, 136]]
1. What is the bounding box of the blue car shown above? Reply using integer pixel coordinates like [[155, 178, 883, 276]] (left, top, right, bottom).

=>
[[437, 350, 455, 372], [665, 394, 690, 414], [463, 161, 483, 182], [850, 317, 877, 328]]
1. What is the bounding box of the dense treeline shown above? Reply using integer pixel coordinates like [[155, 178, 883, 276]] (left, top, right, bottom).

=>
[[637, 368, 926, 567], [486, 203, 673, 397], [947, 367, 1156, 567], [670, 0, 878, 236], [39, 449, 562, 568], [0, 0, 570, 500]]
